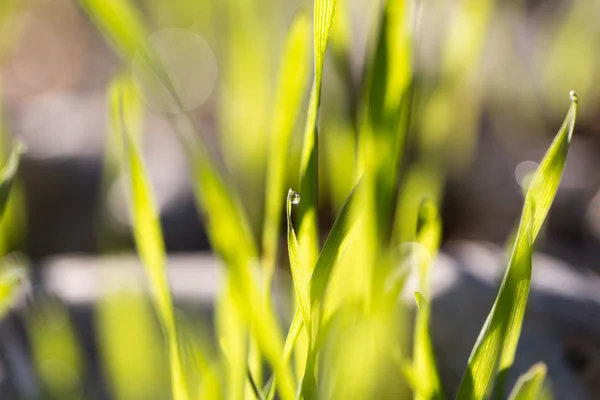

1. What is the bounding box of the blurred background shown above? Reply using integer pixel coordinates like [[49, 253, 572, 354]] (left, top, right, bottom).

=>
[[1, 0, 600, 398]]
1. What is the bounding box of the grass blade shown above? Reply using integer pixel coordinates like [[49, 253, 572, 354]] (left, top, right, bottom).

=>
[[267, 183, 359, 399], [508, 363, 547, 400], [0, 142, 24, 220], [457, 93, 578, 399], [297, 0, 338, 272], [96, 291, 168, 400], [77, 0, 157, 68], [412, 200, 443, 400], [0, 260, 25, 320], [115, 79, 190, 400], [357, 0, 413, 238], [309, 181, 359, 308], [262, 11, 311, 278], [27, 295, 85, 399], [286, 189, 311, 331]]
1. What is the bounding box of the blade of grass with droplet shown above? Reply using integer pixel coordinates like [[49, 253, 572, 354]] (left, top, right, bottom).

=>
[[297, 0, 337, 273], [457, 93, 578, 400], [116, 82, 190, 400], [266, 183, 359, 400], [262, 11, 311, 279], [507, 363, 547, 400], [286, 189, 311, 331], [412, 199, 443, 400]]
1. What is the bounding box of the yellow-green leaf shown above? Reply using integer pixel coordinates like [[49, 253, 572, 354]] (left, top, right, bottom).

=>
[[115, 78, 189, 400], [262, 11, 311, 278], [457, 93, 578, 400], [508, 363, 548, 400]]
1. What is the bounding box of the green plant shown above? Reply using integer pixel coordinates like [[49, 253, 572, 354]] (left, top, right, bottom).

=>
[[0, 0, 581, 399]]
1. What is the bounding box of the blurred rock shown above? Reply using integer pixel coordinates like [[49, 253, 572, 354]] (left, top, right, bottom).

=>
[[11, 92, 209, 258]]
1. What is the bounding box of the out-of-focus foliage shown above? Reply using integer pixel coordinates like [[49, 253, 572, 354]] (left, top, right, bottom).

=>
[[27, 296, 86, 400], [96, 289, 169, 400], [0, 0, 587, 398]]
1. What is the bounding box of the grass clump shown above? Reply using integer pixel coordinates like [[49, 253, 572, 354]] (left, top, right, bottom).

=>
[[0, 0, 581, 399]]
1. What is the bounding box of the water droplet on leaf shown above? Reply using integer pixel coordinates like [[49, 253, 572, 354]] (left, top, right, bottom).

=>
[[291, 191, 300, 205], [570, 90, 579, 103]]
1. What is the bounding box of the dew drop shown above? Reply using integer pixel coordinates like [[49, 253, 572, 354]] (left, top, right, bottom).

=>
[[570, 90, 579, 103], [291, 191, 301, 205]]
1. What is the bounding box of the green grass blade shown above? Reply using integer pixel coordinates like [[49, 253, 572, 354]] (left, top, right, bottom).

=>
[[297, 0, 338, 273], [115, 80, 190, 400], [0, 259, 25, 320], [77, 0, 156, 67], [457, 93, 578, 400], [96, 291, 168, 400], [286, 189, 311, 331], [508, 363, 547, 400], [262, 11, 311, 278], [412, 200, 443, 400], [527, 92, 578, 239], [309, 181, 359, 308], [357, 0, 412, 236], [27, 296, 86, 399], [266, 184, 359, 399], [0, 142, 24, 220], [314, 0, 337, 84]]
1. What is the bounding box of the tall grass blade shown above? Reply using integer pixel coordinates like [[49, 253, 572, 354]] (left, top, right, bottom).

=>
[[412, 199, 443, 400], [115, 79, 190, 400], [262, 12, 311, 278], [357, 0, 412, 237], [297, 0, 338, 272], [96, 290, 168, 400], [457, 93, 578, 399], [508, 363, 547, 400]]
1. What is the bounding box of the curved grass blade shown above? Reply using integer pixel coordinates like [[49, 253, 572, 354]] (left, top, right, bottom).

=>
[[457, 93, 578, 400], [286, 189, 311, 331], [508, 363, 547, 400], [297, 0, 338, 273], [266, 183, 360, 399], [115, 81, 189, 400], [412, 199, 443, 400], [262, 11, 311, 278], [0, 142, 24, 220]]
